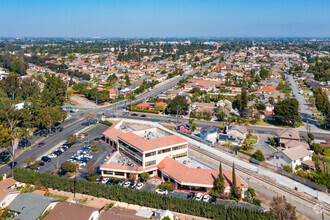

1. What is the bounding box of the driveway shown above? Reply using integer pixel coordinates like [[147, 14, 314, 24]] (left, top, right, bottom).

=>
[[252, 133, 276, 157]]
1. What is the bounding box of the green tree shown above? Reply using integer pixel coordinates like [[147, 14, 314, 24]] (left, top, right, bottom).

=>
[[0, 74, 21, 99], [10, 60, 29, 75], [107, 74, 118, 86], [72, 82, 88, 94], [140, 172, 150, 182], [212, 163, 225, 196], [274, 98, 300, 125], [0, 125, 12, 149], [167, 96, 189, 115], [38, 106, 66, 133], [252, 150, 265, 161], [41, 75, 67, 107], [240, 88, 248, 111], [125, 74, 131, 86], [67, 134, 77, 145], [269, 96, 275, 105], [61, 161, 77, 173], [216, 111, 226, 121], [255, 103, 266, 110], [259, 67, 269, 80]]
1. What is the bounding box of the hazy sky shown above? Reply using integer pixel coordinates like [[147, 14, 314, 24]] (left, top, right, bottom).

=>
[[0, 0, 329, 37]]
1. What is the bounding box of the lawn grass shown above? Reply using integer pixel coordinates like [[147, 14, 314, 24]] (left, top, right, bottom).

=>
[[48, 193, 68, 202], [311, 108, 321, 114], [254, 119, 272, 126], [248, 139, 257, 145]]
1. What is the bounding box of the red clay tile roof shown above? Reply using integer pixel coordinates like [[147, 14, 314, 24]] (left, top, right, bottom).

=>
[[157, 157, 246, 188], [259, 86, 278, 91], [135, 103, 154, 108], [118, 132, 187, 152], [155, 102, 166, 107], [0, 178, 18, 201], [102, 121, 124, 142]]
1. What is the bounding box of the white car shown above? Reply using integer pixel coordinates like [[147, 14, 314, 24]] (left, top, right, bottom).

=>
[[85, 154, 93, 159], [101, 178, 109, 184], [136, 183, 144, 190], [77, 150, 87, 154], [195, 193, 203, 201], [123, 182, 131, 188], [49, 154, 57, 158], [155, 189, 168, 195], [202, 195, 210, 202], [78, 161, 86, 167]]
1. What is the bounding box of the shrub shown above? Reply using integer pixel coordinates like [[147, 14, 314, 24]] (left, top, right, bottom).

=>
[[67, 134, 77, 145], [239, 150, 253, 157], [0, 175, 3, 181], [91, 145, 99, 152], [61, 161, 77, 173], [252, 150, 265, 161], [129, 108, 159, 114], [87, 174, 97, 182], [307, 133, 314, 141], [311, 143, 323, 154], [282, 165, 293, 173], [99, 121, 113, 126], [157, 182, 175, 192]]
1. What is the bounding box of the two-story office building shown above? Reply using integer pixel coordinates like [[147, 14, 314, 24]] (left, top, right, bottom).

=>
[[101, 120, 188, 179]]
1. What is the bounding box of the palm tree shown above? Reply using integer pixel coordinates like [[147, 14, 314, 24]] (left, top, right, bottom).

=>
[[11, 127, 23, 178]]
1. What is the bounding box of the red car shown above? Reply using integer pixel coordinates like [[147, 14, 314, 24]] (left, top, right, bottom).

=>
[[95, 175, 103, 183]]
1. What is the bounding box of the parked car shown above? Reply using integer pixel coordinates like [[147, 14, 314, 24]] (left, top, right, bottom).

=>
[[38, 142, 45, 147], [155, 189, 168, 195], [187, 192, 195, 199], [130, 181, 137, 188], [113, 179, 120, 185], [39, 161, 45, 166], [94, 137, 102, 141], [195, 193, 203, 201], [95, 175, 103, 183], [140, 114, 147, 118], [118, 179, 125, 186], [101, 178, 109, 184], [203, 195, 210, 202], [48, 154, 57, 158], [123, 182, 131, 188], [131, 113, 138, 116], [106, 178, 115, 185], [136, 183, 144, 190], [70, 108, 79, 113], [41, 156, 51, 162]]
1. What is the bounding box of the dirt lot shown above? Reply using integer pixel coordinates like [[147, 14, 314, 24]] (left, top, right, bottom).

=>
[[70, 95, 98, 108]]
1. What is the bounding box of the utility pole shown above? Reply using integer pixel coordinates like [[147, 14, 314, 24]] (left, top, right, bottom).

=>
[[11, 140, 15, 178]]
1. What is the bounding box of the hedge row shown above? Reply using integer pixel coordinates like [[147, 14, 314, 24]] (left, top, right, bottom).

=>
[[14, 168, 274, 220], [127, 107, 159, 114], [239, 149, 253, 157], [99, 121, 113, 126]]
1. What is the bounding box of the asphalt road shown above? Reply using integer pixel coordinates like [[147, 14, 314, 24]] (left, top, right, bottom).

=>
[[287, 74, 323, 133], [0, 117, 89, 175], [116, 112, 330, 140]]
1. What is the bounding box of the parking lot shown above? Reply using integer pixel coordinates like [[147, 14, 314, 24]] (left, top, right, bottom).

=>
[[39, 124, 112, 177]]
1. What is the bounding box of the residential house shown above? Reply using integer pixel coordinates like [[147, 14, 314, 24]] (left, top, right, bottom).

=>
[[199, 126, 220, 144], [99, 207, 150, 220], [276, 128, 300, 147], [108, 88, 119, 99], [175, 124, 192, 133], [273, 146, 313, 170], [226, 125, 248, 144], [154, 209, 174, 220], [9, 193, 58, 220], [135, 102, 166, 111], [0, 178, 19, 208], [44, 202, 99, 220]]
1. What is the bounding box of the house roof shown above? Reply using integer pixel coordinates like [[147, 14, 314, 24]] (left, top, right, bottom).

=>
[[0, 178, 18, 202], [281, 146, 312, 161], [228, 124, 248, 135], [44, 202, 98, 220], [157, 157, 246, 188], [276, 128, 300, 140], [135, 103, 154, 108], [99, 207, 149, 220], [102, 120, 124, 142], [283, 140, 310, 150], [118, 132, 187, 152], [10, 193, 58, 220], [155, 102, 166, 107], [259, 86, 277, 91]]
